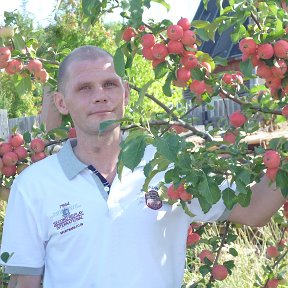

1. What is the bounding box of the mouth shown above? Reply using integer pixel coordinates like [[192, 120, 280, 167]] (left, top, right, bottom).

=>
[[88, 110, 112, 116]]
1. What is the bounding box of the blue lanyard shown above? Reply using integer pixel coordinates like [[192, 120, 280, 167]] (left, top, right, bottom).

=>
[[87, 165, 111, 194]]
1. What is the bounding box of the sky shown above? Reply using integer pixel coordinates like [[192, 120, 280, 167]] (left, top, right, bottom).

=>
[[1, 0, 201, 26]]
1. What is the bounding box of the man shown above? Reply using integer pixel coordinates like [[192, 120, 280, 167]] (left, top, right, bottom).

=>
[[0, 45, 286, 288]]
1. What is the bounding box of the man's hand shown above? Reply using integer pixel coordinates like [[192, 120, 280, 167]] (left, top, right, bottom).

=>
[[228, 175, 286, 227]]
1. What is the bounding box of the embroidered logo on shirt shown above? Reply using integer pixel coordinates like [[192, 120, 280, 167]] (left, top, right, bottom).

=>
[[145, 186, 162, 210], [50, 202, 84, 235]]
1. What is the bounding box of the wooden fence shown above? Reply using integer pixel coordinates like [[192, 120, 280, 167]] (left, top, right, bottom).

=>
[[0, 109, 41, 140], [182, 96, 241, 126]]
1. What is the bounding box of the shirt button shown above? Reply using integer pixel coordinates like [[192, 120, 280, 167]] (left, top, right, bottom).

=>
[[104, 187, 110, 192]]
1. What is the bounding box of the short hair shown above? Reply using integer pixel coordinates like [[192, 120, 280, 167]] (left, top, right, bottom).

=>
[[57, 45, 113, 94]]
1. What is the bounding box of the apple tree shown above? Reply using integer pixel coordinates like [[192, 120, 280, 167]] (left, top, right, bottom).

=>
[[0, 0, 288, 286]]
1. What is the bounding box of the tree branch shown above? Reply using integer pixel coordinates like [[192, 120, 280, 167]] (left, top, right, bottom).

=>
[[250, 12, 262, 31], [219, 88, 282, 115], [209, 221, 230, 283], [129, 83, 213, 140]]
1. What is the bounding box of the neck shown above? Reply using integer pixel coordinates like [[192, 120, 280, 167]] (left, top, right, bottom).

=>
[[73, 129, 121, 183]]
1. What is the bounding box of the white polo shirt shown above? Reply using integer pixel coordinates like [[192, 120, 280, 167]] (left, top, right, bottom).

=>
[[0, 139, 231, 288]]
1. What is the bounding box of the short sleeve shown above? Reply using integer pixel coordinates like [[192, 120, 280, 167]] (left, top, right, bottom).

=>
[[187, 180, 236, 223], [0, 179, 45, 275]]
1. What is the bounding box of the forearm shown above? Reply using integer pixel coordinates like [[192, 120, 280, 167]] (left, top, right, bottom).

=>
[[228, 175, 286, 227], [7, 275, 42, 288], [7, 275, 17, 288]]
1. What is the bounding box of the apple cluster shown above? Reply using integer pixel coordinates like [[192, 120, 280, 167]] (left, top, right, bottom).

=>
[[239, 37, 288, 98], [186, 223, 229, 281], [166, 184, 230, 282], [0, 133, 47, 180], [220, 71, 244, 98], [0, 46, 49, 83], [222, 110, 247, 144], [167, 183, 192, 202], [122, 18, 213, 97]]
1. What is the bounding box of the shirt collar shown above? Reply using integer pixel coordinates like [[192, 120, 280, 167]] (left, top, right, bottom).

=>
[[56, 134, 152, 180], [57, 139, 87, 180]]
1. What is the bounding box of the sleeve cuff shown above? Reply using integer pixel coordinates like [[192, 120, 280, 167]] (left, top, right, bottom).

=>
[[217, 207, 232, 222], [3, 265, 44, 275]]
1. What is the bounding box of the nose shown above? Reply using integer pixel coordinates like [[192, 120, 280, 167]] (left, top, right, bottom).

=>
[[92, 86, 108, 103]]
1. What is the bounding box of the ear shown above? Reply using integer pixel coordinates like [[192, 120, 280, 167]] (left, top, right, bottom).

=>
[[124, 81, 130, 106], [53, 92, 69, 115]]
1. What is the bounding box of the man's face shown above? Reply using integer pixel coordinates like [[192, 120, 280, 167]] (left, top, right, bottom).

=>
[[55, 56, 129, 137]]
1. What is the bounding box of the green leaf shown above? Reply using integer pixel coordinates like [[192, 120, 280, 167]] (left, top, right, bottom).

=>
[[13, 33, 26, 50], [237, 191, 252, 207], [214, 56, 228, 66], [153, 133, 182, 162], [82, 0, 102, 18], [162, 73, 173, 96], [117, 157, 124, 180], [23, 131, 31, 143], [26, 37, 39, 47], [47, 127, 68, 138], [280, 187, 288, 198], [154, 61, 168, 79], [177, 153, 192, 170], [151, 0, 170, 10], [197, 195, 212, 214], [203, 0, 209, 9], [99, 120, 117, 133], [276, 169, 288, 188], [236, 168, 251, 185], [144, 160, 153, 178], [191, 67, 205, 81], [229, 247, 238, 257], [113, 47, 125, 77], [143, 168, 163, 193], [198, 174, 221, 205], [129, 0, 144, 28], [120, 134, 147, 171], [14, 76, 32, 96], [195, 28, 209, 41], [190, 20, 211, 29], [222, 187, 237, 210], [231, 24, 246, 43], [240, 58, 253, 78], [207, 22, 219, 42], [164, 168, 180, 183], [269, 137, 284, 150], [180, 200, 195, 217], [199, 265, 211, 277], [224, 259, 235, 270], [144, 155, 169, 179], [250, 84, 268, 95], [266, 19, 285, 41], [125, 53, 134, 70], [226, 233, 237, 243]]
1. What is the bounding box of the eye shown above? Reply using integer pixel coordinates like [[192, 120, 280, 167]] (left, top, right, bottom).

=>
[[79, 85, 91, 91], [104, 81, 116, 88]]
